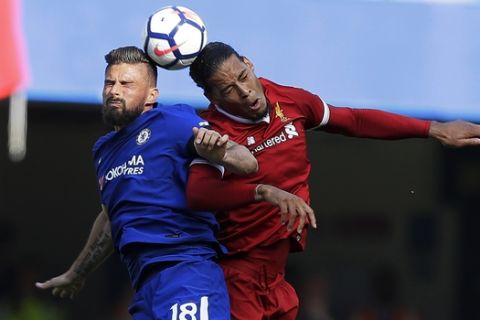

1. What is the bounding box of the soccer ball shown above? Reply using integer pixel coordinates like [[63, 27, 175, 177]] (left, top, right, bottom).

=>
[[144, 6, 207, 70]]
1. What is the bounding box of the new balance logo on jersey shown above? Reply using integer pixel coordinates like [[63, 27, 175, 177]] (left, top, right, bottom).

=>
[[247, 136, 256, 146], [252, 122, 299, 155], [285, 123, 299, 138], [104, 155, 145, 183]]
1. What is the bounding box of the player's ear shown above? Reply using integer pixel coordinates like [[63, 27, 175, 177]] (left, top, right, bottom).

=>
[[147, 87, 159, 104], [243, 57, 254, 71]]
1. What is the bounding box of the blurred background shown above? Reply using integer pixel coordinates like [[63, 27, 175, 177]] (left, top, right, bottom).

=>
[[1, 0, 480, 319]]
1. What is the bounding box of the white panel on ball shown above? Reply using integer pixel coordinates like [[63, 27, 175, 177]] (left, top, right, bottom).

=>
[[144, 6, 207, 70]]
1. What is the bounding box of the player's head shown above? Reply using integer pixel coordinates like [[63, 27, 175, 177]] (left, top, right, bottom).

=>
[[190, 42, 267, 120], [102, 46, 159, 129]]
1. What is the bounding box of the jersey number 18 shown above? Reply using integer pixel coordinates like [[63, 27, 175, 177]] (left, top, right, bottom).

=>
[[171, 296, 209, 320]]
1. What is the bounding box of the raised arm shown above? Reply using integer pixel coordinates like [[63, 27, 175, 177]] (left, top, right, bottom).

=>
[[322, 106, 431, 139], [192, 126, 258, 175], [322, 105, 480, 147], [35, 207, 113, 299]]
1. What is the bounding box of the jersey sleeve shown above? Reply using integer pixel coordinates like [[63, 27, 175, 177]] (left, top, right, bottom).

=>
[[293, 88, 331, 130], [320, 105, 431, 139], [190, 158, 225, 177], [186, 164, 257, 211]]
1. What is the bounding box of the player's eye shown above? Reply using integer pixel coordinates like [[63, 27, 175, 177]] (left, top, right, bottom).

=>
[[239, 72, 247, 81], [222, 87, 233, 95]]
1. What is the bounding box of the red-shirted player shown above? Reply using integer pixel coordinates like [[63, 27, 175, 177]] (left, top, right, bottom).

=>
[[186, 42, 480, 320]]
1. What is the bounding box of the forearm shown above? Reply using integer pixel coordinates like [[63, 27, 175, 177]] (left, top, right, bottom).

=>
[[220, 140, 258, 175], [69, 208, 113, 278], [187, 164, 257, 211], [324, 106, 431, 139], [192, 127, 258, 175]]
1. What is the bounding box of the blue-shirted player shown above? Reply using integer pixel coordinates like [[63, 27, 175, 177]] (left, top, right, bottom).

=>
[[36, 46, 258, 320]]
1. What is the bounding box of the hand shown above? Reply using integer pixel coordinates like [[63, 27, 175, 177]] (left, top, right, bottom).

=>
[[35, 270, 85, 299], [255, 184, 317, 233], [193, 127, 229, 163], [429, 120, 480, 147]]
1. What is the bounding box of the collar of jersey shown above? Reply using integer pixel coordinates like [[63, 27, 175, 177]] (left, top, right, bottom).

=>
[[214, 105, 270, 124]]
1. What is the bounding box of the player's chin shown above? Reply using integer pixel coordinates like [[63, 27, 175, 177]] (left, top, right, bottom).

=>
[[248, 110, 266, 121], [102, 108, 124, 125], [249, 104, 267, 119], [103, 104, 120, 114]]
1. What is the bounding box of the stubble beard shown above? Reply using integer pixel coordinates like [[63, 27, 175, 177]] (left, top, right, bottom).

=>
[[102, 98, 143, 128]]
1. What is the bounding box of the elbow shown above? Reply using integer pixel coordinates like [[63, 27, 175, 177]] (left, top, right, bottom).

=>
[[240, 158, 258, 175], [247, 158, 259, 175], [227, 158, 258, 176]]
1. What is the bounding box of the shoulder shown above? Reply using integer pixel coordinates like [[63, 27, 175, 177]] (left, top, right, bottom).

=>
[[260, 77, 314, 100], [261, 77, 324, 110], [155, 103, 206, 124], [153, 104, 208, 145], [198, 104, 221, 123], [92, 131, 116, 155], [158, 103, 197, 116]]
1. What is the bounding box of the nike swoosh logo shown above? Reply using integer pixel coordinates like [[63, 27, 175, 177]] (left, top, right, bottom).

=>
[[153, 42, 185, 57]]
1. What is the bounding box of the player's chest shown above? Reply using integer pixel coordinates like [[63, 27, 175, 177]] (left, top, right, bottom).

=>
[[96, 130, 180, 189], [227, 116, 307, 159]]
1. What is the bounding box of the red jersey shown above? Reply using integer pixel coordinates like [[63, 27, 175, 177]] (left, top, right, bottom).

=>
[[199, 78, 430, 255], [200, 78, 331, 254]]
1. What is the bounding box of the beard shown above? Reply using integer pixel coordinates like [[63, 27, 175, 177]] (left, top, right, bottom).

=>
[[102, 98, 143, 128]]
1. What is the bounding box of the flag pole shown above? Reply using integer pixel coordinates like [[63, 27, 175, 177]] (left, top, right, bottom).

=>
[[8, 90, 27, 162]]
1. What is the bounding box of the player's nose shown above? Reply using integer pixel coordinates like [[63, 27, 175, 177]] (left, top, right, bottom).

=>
[[108, 82, 121, 96], [236, 83, 251, 98]]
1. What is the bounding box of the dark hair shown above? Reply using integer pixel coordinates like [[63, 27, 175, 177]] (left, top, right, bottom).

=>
[[104, 46, 158, 86], [189, 42, 242, 93]]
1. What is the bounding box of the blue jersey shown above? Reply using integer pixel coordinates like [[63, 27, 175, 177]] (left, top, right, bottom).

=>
[[92, 104, 227, 288]]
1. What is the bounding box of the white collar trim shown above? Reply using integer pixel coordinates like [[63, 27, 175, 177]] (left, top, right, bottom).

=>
[[214, 105, 270, 124]]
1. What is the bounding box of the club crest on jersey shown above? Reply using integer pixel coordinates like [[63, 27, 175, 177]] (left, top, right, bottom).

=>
[[274, 102, 289, 122], [136, 128, 151, 145]]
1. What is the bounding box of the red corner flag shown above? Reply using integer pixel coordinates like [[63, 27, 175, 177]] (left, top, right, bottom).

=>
[[0, 0, 28, 99]]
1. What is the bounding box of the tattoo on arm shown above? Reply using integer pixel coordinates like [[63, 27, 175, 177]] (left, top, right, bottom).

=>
[[74, 228, 112, 278]]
